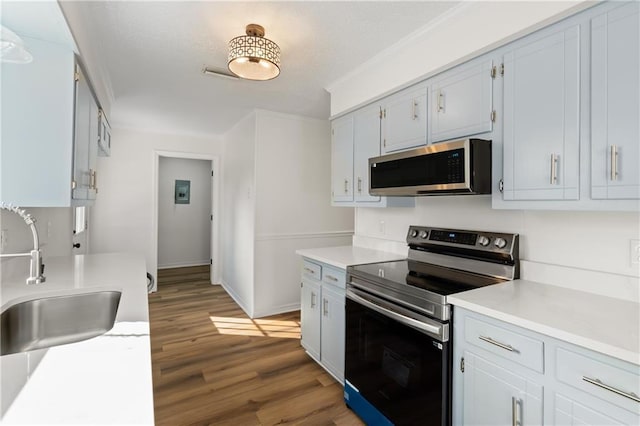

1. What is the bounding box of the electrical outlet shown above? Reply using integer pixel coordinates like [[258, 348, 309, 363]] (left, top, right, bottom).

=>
[[1, 229, 7, 250], [47, 221, 52, 238], [379, 220, 385, 235], [630, 239, 640, 265]]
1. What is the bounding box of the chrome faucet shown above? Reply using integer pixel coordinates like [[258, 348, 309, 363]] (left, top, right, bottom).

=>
[[0, 203, 46, 284]]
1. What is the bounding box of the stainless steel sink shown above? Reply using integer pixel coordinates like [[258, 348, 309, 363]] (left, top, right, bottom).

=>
[[1, 291, 121, 356]]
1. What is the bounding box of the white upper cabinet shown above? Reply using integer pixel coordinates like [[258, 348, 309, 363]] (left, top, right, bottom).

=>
[[353, 105, 381, 203], [502, 25, 581, 201], [330, 107, 414, 208], [72, 65, 99, 201], [591, 2, 640, 200], [331, 115, 354, 203], [381, 85, 428, 153], [0, 37, 75, 207], [430, 58, 494, 143]]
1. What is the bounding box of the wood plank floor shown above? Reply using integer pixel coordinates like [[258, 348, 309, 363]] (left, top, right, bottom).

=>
[[149, 266, 363, 426]]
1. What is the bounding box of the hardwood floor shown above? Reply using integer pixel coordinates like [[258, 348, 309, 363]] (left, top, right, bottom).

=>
[[149, 266, 363, 426]]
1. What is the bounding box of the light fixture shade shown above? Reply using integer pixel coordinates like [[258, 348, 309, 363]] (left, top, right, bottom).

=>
[[0, 25, 33, 64], [228, 24, 280, 81]]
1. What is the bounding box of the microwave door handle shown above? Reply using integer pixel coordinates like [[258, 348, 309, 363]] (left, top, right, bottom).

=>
[[347, 288, 443, 339]]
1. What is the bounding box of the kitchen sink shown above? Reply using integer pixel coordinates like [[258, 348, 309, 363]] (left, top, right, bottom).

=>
[[1, 291, 121, 356]]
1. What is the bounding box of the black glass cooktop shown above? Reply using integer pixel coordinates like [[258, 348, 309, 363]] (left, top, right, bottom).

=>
[[350, 259, 506, 297]]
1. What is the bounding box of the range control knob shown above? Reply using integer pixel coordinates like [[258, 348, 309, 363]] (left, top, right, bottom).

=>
[[494, 237, 507, 249], [419, 230, 429, 239], [478, 236, 490, 247], [410, 229, 419, 238]]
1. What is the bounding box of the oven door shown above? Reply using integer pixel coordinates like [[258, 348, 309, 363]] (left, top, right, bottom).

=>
[[345, 287, 451, 426]]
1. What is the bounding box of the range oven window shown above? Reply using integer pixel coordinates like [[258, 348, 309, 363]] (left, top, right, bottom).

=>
[[345, 298, 451, 426]]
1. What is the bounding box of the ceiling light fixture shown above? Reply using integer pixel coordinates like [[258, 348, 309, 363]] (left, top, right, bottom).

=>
[[228, 24, 280, 81], [0, 25, 33, 64]]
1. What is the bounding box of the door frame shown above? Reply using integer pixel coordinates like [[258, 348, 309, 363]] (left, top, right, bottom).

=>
[[151, 150, 220, 290]]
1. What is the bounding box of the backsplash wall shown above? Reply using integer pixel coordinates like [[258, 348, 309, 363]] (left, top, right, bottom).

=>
[[0, 207, 73, 280], [356, 196, 640, 278]]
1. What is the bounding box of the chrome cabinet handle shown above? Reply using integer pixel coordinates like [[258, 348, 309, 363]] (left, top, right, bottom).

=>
[[93, 170, 98, 193], [550, 154, 558, 185], [479, 335, 518, 353], [357, 177, 362, 193], [583, 376, 640, 403], [325, 274, 338, 282], [436, 90, 444, 112], [89, 169, 97, 190], [304, 267, 315, 275], [610, 145, 618, 181], [344, 179, 348, 193], [412, 100, 419, 120], [511, 397, 521, 426], [323, 298, 328, 316], [310, 292, 316, 308]]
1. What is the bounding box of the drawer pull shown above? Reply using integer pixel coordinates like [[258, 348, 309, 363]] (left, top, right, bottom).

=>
[[479, 336, 519, 353], [304, 267, 315, 275], [325, 275, 338, 282], [582, 376, 640, 403]]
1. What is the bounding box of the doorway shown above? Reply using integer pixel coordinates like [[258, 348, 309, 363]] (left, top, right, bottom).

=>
[[152, 151, 220, 291]]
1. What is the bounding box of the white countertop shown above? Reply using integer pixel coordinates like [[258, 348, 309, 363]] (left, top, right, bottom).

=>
[[0, 253, 154, 425], [295, 245, 406, 269], [449, 279, 640, 366]]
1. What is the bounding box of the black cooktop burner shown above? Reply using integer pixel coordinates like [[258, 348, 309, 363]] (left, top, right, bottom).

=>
[[350, 259, 507, 297]]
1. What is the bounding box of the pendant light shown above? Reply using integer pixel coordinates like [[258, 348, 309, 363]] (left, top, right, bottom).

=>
[[228, 24, 280, 81]]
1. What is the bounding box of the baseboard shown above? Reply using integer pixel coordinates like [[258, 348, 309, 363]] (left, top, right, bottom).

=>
[[252, 302, 301, 319], [158, 261, 210, 269], [219, 279, 253, 317]]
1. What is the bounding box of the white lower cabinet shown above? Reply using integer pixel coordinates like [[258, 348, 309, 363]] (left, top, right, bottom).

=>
[[299, 259, 345, 383], [300, 278, 321, 361], [454, 308, 640, 425], [462, 351, 543, 426]]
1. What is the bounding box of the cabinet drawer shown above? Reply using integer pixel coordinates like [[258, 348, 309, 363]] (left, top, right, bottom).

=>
[[302, 260, 322, 281], [322, 265, 346, 289], [556, 347, 640, 415], [464, 316, 544, 373]]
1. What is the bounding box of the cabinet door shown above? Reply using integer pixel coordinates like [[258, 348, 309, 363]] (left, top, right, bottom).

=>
[[331, 115, 354, 202], [300, 279, 321, 362], [554, 393, 625, 425], [431, 59, 494, 143], [463, 351, 543, 426], [591, 2, 640, 200], [0, 37, 75, 207], [502, 26, 580, 201], [381, 85, 428, 153], [353, 105, 382, 203], [320, 284, 345, 383], [72, 66, 98, 201]]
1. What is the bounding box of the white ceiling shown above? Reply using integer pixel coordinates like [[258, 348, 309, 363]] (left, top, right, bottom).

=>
[[56, 1, 460, 136]]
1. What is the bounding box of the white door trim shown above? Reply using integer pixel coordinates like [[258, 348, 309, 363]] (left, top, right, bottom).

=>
[[151, 150, 221, 289]]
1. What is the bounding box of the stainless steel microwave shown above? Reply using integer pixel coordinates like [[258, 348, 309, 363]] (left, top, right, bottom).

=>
[[369, 139, 491, 196]]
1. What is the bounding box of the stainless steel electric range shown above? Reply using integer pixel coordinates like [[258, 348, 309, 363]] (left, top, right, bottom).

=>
[[344, 226, 519, 426]]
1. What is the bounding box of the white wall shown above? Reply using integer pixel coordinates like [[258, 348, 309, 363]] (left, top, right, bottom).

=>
[[158, 157, 211, 269], [327, 1, 590, 115], [220, 113, 257, 316], [253, 111, 354, 317], [90, 127, 222, 280]]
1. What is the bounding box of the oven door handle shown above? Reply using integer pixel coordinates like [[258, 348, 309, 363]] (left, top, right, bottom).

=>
[[347, 288, 448, 342]]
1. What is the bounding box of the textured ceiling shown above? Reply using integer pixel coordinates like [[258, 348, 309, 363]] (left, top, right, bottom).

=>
[[67, 1, 460, 136]]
